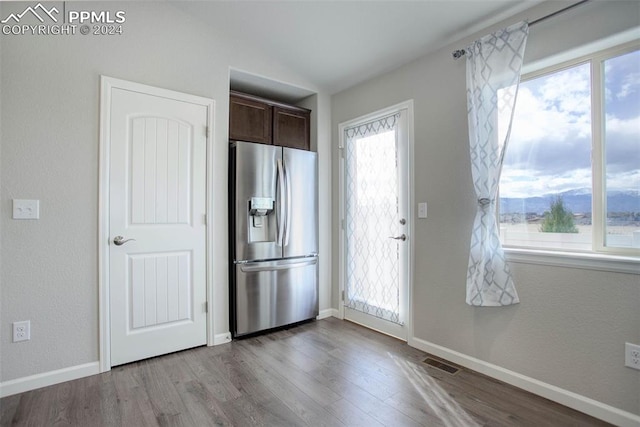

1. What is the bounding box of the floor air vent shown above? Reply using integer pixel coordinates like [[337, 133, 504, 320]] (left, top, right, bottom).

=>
[[423, 357, 460, 375]]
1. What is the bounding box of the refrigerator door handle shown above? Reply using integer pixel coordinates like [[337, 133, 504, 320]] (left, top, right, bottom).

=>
[[276, 158, 286, 246], [284, 160, 292, 247], [239, 257, 318, 272]]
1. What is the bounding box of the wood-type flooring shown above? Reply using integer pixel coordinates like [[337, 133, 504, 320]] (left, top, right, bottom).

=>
[[0, 318, 612, 426]]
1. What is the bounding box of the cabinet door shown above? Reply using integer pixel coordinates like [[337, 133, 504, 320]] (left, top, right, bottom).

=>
[[229, 94, 273, 144], [273, 106, 310, 150]]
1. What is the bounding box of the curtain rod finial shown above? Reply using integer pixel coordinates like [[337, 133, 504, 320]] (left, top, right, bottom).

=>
[[452, 49, 466, 60]]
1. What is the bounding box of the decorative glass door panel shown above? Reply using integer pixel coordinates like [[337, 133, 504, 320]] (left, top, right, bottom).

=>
[[343, 110, 409, 339]]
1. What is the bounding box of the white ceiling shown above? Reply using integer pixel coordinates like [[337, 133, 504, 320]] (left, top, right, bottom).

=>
[[177, 0, 546, 97]]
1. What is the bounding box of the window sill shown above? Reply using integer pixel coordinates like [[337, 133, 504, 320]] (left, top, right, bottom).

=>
[[504, 248, 640, 275]]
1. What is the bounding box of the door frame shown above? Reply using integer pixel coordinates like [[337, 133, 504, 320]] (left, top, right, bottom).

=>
[[337, 99, 415, 341], [98, 76, 215, 372]]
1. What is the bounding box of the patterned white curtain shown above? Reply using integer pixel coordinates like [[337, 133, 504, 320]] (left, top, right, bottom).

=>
[[345, 113, 403, 324], [466, 21, 528, 306]]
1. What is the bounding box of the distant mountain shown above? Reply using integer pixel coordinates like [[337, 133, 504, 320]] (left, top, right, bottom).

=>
[[607, 190, 640, 212], [500, 189, 639, 214]]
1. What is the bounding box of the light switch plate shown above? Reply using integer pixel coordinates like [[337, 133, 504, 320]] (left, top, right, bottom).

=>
[[418, 202, 427, 218], [12, 199, 40, 219]]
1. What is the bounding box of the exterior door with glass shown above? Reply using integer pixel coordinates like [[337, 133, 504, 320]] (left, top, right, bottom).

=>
[[340, 103, 411, 340]]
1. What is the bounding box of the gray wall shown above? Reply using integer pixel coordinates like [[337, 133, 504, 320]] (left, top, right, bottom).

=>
[[298, 93, 333, 314], [331, 0, 640, 415], [0, 1, 332, 382]]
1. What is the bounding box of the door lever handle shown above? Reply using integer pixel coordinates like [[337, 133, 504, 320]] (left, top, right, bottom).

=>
[[388, 234, 407, 241], [113, 236, 136, 246]]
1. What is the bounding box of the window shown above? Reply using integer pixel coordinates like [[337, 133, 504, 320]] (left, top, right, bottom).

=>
[[499, 43, 640, 257]]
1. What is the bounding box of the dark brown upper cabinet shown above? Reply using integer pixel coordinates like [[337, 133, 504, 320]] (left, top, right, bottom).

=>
[[229, 93, 273, 144], [273, 106, 310, 151], [229, 91, 311, 151]]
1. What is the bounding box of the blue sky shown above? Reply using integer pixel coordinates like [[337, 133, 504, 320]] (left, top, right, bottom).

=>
[[500, 49, 639, 199]]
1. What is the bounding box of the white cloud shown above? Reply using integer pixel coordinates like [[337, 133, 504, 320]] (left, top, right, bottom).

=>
[[508, 88, 590, 144], [617, 71, 640, 99], [606, 114, 640, 135], [501, 167, 591, 198], [605, 49, 640, 101], [504, 64, 592, 146], [501, 59, 639, 198], [539, 64, 591, 116], [606, 169, 640, 193]]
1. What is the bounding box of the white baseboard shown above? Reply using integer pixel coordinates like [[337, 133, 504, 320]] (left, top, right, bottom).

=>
[[317, 308, 339, 320], [409, 337, 640, 427], [213, 331, 232, 345], [0, 362, 100, 398]]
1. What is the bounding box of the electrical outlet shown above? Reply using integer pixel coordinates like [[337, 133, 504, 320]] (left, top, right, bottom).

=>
[[12, 320, 30, 342], [625, 342, 640, 370]]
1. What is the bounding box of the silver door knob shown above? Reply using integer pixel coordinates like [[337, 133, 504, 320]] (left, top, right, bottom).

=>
[[389, 234, 407, 241], [113, 236, 136, 246]]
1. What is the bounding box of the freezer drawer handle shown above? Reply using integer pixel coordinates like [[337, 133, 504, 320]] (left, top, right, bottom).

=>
[[240, 259, 317, 272]]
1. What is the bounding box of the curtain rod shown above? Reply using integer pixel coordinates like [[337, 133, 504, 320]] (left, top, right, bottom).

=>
[[452, 0, 590, 60]]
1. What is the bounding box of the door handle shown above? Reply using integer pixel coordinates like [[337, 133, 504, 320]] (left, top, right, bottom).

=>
[[113, 236, 136, 246], [284, 161, 292, 247], [276, 159, 286, 246], [389, 234, 407, 241], [239, 258, 318, 272]]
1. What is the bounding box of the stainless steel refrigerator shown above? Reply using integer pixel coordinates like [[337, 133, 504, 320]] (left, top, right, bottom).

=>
[[229, 141, 318, 337]]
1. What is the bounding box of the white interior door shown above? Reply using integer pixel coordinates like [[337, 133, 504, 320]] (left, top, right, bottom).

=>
[[341, 105, 411, 341], [108, 84, 208, 366]]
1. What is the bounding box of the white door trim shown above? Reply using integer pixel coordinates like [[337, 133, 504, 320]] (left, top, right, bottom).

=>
[[98, 76, 215, 372], [337, 99, 414, 341]]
